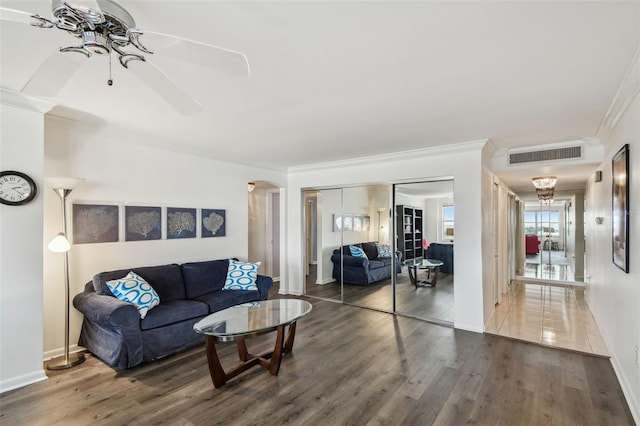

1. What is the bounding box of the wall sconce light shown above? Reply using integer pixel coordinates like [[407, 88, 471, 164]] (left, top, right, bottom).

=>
[[247, 182, 256, 192]]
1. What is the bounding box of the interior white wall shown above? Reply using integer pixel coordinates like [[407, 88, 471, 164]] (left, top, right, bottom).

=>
[[0, 96, 51, 393], [368, 185, 391, 244], [572, 192, 585, 282], [286, 141, 486, 332], [342, 187, 372, 245], [481, 143, 497, 326], [248, 187, 268, 271], [585, 90, 639, 422], [42, 117, 286, 360], [316, 189, 341, 284]]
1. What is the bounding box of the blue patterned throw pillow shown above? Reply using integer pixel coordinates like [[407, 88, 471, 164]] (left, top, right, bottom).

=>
[[223, 260, 261, 291], [106, 271, 160, 319], [376, 243, 392, 258], [349, 245, 368, 259]]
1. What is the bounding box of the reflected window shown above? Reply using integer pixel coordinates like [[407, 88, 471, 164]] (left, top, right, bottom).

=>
[[442, 204, 454, 241]]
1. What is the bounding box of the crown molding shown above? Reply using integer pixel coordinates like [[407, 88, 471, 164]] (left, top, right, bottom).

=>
[[288, 139, 488, 173], [0, 89, 55, 114], [596, 45, 640, 142]]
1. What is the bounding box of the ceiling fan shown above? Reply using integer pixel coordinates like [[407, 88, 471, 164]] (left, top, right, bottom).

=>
[[0, 0, 250, 115]]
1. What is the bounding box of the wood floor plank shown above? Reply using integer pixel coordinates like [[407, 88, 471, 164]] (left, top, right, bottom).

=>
[[0, 296, 634, 426]]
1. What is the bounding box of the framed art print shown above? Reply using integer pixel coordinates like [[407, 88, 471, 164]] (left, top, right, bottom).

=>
[[73, 204, 119, 244], [167, 207, 196, 239], [125, 206, 161, 241], [612, 144, 629, 273], [202, 209, 226, 237]]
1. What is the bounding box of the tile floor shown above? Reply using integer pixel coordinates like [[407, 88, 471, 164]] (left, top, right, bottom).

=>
[[485, 281, 608, 356]]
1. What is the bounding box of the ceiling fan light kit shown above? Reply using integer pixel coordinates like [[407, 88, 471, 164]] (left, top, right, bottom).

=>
[[1, 0, 250, 115], [33, 0, 151, 67]]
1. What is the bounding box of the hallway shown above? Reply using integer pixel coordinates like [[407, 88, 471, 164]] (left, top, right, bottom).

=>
[[523, 249, 575, 281], [485, 281, 608, 356]]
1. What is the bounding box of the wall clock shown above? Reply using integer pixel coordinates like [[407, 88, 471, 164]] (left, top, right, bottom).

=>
[[0, 171, 38, 206]]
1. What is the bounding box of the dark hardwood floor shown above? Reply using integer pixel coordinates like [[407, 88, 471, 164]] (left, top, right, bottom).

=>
[[0, 291, 633, 425], [304, 265, 454, 323]]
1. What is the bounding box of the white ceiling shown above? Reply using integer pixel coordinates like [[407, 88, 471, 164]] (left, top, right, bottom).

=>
[[1, 1, 638, 190]]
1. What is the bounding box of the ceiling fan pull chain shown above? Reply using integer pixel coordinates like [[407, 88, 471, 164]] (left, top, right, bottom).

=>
[[108, 50, 113, 86]]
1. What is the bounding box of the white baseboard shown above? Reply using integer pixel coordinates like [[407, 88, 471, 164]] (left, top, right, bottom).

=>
[[43, 344, 84, 361], [0, 370, 47, 394], [610, 352, 640, 425], [314, 278, 336, 285], [278, 288, 303, 296], [454, 321, 484, 333]]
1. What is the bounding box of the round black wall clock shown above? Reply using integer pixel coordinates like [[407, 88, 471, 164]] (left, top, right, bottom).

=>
[[0, 171, 38, 206]]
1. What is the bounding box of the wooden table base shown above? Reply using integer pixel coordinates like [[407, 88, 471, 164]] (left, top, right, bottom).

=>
[[407, 264, 440, 288], [205, 322, 297, 388]]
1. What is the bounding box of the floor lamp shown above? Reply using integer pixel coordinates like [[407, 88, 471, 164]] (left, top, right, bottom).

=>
[[45, 177, 85, 370]]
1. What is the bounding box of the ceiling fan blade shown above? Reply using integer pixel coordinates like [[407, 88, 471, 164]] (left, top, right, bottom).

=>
[[0, 7, 39, 25], [127, 60, 202, 115], [141, 31, 250, 79], [22, 51, 86, 97]]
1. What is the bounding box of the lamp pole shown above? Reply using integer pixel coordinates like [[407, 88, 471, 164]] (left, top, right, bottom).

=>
[[46, 179, 85, 370]]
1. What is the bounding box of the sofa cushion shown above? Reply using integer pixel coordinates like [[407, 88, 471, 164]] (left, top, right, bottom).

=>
[[376, 243, 392, 258], [93, 263, 186, 302], [349, 245, 368, 259], [223, 260, 260, 291], [140, 299, 209, 331], [361, 242, 379, 260], [106, 271, 160, 319], [368, 260, 386, 269], [194, 289, 261, 312], [181, 259, 229, 299]]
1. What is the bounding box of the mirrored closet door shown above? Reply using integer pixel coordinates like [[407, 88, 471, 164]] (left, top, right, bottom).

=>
[[394, 181, 455, 324]]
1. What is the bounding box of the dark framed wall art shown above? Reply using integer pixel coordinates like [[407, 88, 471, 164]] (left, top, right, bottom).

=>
[[167, 207, 197, 239], [612, 144, 629, 273], [201, 209, 226, 237], [73, 204, 119, 244], [125, 206, 161, 241]]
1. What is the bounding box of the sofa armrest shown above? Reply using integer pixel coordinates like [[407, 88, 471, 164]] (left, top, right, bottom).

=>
[[256, 275, 273, 300], [73, 291, 140, 327]]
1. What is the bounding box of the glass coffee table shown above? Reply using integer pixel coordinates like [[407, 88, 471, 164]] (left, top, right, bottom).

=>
[[193, 299, 312, 388], [403, 258, 444, 288]]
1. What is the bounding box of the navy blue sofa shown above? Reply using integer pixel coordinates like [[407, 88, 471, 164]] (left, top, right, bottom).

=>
[[73, 259, 273, 369], [331, 242, 402, 285], [424, 243, 454, 273]]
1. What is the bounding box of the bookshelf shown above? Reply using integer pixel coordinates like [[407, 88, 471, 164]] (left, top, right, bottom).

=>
[[396, 205, 423, 260]]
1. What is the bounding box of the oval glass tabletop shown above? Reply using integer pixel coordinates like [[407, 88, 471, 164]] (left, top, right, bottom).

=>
[[194, 299, 312, 341]]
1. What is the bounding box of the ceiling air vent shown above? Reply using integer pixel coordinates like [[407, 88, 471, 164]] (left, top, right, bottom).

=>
[[509, 146, 582, 165]]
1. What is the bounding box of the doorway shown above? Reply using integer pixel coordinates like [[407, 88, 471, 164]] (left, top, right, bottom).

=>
[[520, 194, 584, 283], [248, 182, 280, 280]]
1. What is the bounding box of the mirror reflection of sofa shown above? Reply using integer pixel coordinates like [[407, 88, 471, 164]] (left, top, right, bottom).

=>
[[331, 242, 402, 285], [424, 243, 454, 274]]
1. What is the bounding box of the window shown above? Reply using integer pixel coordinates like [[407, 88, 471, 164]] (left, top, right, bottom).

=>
[[524, 209, 560, 238], [442, 204, 454, 241]]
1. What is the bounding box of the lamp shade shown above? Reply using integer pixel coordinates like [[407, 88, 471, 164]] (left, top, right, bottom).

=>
[[44, 177, 85, 191], [48, 233, 71, 253]]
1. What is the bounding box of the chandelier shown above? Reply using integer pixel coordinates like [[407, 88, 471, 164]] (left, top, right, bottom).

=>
[[532, 176, 556, 202], [531, 176, 557, 190]]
